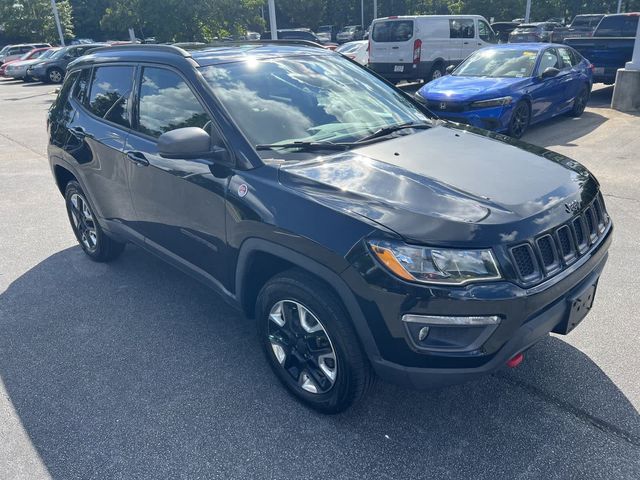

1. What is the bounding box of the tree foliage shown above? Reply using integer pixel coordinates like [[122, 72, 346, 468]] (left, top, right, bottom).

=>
[[0, 0, 74, 43]]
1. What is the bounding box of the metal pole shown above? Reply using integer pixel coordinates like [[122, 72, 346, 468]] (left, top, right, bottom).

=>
[[361, 0, 364, 29], [268, 0, 277, 40], [617, 0, 623, 13], [373, 0, 378, 20], [524, 0, 531, 23], [50, 0, 65, 46]]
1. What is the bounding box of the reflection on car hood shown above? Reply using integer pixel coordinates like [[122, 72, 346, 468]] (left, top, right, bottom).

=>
[[418, 75, 530, 101], [279, 124, 597, 245]]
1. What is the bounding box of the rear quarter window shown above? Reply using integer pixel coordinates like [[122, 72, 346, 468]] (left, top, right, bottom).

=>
[[595, 16, 637, 37], [87, 66, 134, 128], [372, 21, 414, 42]]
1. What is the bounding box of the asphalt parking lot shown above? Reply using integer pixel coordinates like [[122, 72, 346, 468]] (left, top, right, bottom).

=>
[[0, 79, 639, 479]]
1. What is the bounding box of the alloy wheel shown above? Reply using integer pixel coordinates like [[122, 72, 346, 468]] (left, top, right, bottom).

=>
[[267, 300, 337, 394], [49, 69, 62, 83], [574, 89, 588, 115], [69, 193, 98, 252], [510, 103, 530, 138]]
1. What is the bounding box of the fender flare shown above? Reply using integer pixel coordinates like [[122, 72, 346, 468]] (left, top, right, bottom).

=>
[[235, 238, 382, 362]]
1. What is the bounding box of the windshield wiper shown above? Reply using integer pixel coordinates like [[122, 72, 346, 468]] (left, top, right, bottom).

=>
[[255, 141, 353, 152], [357, 122, 431, 143]]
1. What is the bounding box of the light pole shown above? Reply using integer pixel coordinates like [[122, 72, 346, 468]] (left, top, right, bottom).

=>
[[268, 0, 277, 40], [617, 0, 623, 13], [361, 0, 364, 29], [50, 0, 65, 46], [524, 0, 531, 23], [373, 0, 377, 20]]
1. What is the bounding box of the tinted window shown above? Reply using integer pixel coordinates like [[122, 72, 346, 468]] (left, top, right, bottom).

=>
[[569, 48, 583, 66], [372, 20, 414, 42], [478, 20, 495, 42], [73, 68, 92, 104], [50, 70, 79, 119], [136, 67, 209, 138], [450, 19, 475, 39], [538, 49, 561, 73], [87, 66, 134, 128], [596, 15, 637, 37], [622, 16, 639, 36]]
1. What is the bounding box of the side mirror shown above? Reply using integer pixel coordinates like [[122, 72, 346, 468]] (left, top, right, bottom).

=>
[[445, 64, 455, 75], [541, 67, 560, 78], [158, 127, 230, 164]]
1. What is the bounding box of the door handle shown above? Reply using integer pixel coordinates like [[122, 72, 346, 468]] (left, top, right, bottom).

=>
[[391, 46, 399, 49], [463, 41, 469, 45], [125, 150, 150, 167], [70, 126, 93, 139]]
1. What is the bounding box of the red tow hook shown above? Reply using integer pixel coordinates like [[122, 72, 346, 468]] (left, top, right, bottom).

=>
[[506, 352, 524, 368]]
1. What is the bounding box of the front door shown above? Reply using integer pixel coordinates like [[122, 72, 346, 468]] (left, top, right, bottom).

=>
[[125, 66, 230, 283], [530, 48, 565, 120]]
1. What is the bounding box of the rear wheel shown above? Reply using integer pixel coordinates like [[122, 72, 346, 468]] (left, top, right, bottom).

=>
[[256, 269, 374, 413], [508, 101, 530, 138], [426, 63, 444, 83], [64, 181, 125, 262], [568, 86, 589, 117]]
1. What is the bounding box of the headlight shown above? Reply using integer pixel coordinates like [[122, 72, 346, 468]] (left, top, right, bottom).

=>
[[368, 239, 501, 285], [470, 96, 513, 108]]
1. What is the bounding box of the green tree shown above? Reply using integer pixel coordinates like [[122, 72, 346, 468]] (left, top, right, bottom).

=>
[[0, 0, 74, 43]]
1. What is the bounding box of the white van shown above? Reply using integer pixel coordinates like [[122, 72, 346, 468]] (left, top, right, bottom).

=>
[[369, 15, 497, 83]]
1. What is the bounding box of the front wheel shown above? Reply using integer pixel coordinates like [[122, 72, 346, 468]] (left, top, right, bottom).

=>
[[568, 86, 589, 117], [256, 270, 374, 413], [65, 181, 125, 262], [47, 67, 64, 84], [508, 101, 530, 138]]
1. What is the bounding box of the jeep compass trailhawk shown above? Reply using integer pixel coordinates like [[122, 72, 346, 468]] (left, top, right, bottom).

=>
[[47, 43, 612, 413]]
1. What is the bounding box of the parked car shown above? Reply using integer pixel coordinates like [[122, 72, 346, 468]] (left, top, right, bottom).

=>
[[491, 21, 520, 43], [4, 47, 59, 81], [317, 25, 337, 43], [336, 40, 369, 65], [262, 29, 337, 49], [551, 14, 605, 43], [369, 15, 497, 83], [415, 43, 593, 137], [0, 43, 50, 64], [48, 43, 611, 412], [0, 47, 51, 77], [509, 22, 560, 42], [70, 38, 95, 45], [336, 25, 364, 43], [565, 12, 639, 84], [27, 43, 107, 83]]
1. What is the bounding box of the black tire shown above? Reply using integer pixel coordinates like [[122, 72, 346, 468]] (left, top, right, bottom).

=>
[[64, 181, 125, 262], [568, 86, 589, 117], [508, 101, 530, 138], [22, 75, 33, 83], [426, 63, 444, 83], [256, 269, 374, 414], [47, 67, 64, 84]]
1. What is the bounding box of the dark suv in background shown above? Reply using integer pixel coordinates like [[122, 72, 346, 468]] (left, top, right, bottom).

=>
[[28, 43, 107, 83], [47, 43, 612, 413]]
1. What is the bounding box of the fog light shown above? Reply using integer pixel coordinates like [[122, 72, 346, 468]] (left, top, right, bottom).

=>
[[418, 326, 430, 341], [402, 314, 501, 352]]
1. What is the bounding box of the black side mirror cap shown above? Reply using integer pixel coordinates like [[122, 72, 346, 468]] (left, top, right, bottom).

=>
[[445, 65, 455, 75], [541, 67, 560, 78], [158, 127, 231, 165]]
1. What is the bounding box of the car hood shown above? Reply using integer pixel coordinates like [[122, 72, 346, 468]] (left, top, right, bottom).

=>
[[278, 124, 598, 245], [418, 76, 530, 102]]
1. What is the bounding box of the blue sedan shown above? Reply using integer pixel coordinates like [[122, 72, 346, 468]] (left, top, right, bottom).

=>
[[415, 43, 593, 138]]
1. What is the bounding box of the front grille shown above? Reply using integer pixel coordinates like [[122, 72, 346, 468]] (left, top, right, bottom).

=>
[[509, 193, 609, 284], [426, 100, 466, 113]]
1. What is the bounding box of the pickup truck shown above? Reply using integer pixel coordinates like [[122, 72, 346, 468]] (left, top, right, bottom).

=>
[[552, 14, 605, 43], [565, 12, 639, 84]]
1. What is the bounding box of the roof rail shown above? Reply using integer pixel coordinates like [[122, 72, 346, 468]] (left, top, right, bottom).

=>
[[241, 39, 327, 49], [87, 44, 191, 57]]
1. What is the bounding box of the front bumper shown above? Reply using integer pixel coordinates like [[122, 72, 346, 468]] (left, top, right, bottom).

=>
[[342, 224, 612, 389], [418, 97, 515, 132]]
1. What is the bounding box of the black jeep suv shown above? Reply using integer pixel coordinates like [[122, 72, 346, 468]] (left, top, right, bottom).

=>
[[47, 43, 612, 413]]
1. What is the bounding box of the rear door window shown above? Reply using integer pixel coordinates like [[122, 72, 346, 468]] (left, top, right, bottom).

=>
[[597, 16, 625, 37], [450, 19, 475, 39], [87, 66, 134, 128], [557, 47, 574, 68], [372, 20, 414, 42], [73, 68, 92, 104], [622, 16, 638, 36]]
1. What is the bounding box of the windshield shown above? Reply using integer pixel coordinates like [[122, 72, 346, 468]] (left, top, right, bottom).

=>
[[513, 25, 540, 32], [572, 15, 603, 27], [39, 49, 57, 59], [454, 48, 538, 78], [336, 42, 361, 54], [200, 54, 428, 149], [49, 48, 68, 59]]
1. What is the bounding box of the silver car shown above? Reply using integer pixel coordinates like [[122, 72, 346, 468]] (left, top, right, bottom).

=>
[[4, 48, 59, 81]]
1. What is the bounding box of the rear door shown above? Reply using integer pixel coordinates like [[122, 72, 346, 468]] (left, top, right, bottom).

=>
[[125, 66, 230, 282], [556, 46, 583, 110], [63, 65, 136, 224], [370, 19, 415, 67]]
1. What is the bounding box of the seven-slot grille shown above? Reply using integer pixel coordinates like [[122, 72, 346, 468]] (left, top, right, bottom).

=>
[[509, 193, 609, 284]]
